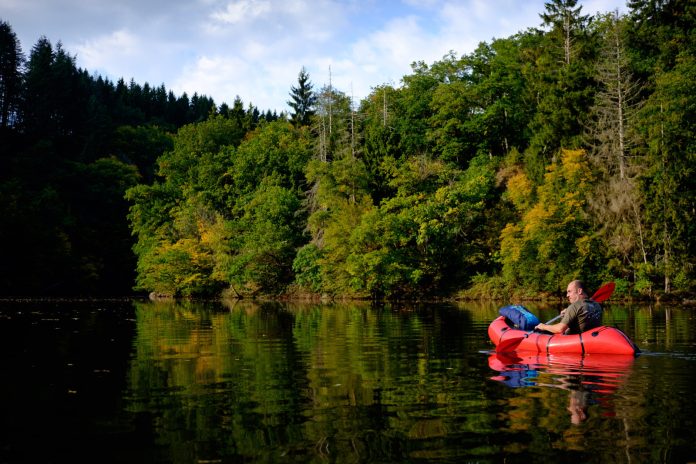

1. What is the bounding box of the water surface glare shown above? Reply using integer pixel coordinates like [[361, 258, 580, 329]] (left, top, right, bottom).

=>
[[1, 299, 695, 463]]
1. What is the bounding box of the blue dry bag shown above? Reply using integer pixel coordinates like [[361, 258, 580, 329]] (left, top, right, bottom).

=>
[[498, 305, 540, 331]]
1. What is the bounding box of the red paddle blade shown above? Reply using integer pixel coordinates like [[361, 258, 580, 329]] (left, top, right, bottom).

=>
[[496, 333, 526, 352], [592, 281, 615, 303]]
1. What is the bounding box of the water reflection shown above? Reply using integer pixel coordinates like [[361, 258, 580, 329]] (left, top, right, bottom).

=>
[[489, 351, 636, 425], [124, 300, 488, 462], [2, 299, 696, 462]]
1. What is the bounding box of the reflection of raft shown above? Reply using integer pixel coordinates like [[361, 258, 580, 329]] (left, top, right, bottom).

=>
[[488, 351, 636, 393], [488, 315, 640, 355]]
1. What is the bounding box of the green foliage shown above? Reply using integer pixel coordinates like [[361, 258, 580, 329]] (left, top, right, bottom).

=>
[[229, 120, 311, 198], [426, 41, 533, 167], [292, 244, 324, 293], [304, 155, 375, 297], [461, 273, 511, 300], [523, 1, 596, 182], [111, 125, 174, 182], [226, 181, 304, 295], [332, 154, 497, 299], [127, 117, 312, 297], [638, 52, 696, 293]]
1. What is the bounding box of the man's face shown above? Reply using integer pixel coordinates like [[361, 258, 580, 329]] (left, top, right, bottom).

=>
[[566, 283, 581, 303]]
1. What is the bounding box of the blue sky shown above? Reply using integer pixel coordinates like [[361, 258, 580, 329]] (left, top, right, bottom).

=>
[[2, 0, 627, 113]]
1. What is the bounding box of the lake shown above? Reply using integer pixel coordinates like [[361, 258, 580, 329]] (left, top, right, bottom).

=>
[[1, 299, 695, 463]]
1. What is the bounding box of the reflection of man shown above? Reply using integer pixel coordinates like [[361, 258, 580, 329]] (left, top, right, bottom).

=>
[[535, 280, 603, 334], [568, 389, 589, 424]]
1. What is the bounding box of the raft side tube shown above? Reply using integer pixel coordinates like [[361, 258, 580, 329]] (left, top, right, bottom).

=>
[[581, 326, 639, 355]]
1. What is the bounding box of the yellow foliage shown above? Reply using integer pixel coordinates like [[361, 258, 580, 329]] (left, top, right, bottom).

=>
[[523, 203, 554, 235], [198, 215, 227, 249], [530, 149, 590, 228], [560, 192, 585, 225], [560, 149, 587, 183], [505, 172, 533, 211], [500, 223, 523, 261]]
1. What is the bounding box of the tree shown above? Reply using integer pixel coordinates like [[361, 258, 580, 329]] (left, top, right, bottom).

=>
[[584, 12, 647, 279], [22, 37, 56, 136], [525, 0, 594, 182], [639, 54, 696, 294], [357, 84, 400, 202], [0, 21, 23, 129], [229, 120, 311, 199], [499, 149, 602, 293], [226, 181, 304, 295], [426, 42, 531, 167], [309, 83, 353, 163], [627, 0, 696, 81], [469, 38, 533, 159], [126, 115, 242, 295], [540, 0, 590, 66], [623, 0, 696, 295], [299, 154, 374, 296], [344, 154, 496, 299], [110, 124, 174, 183], [287, 67, 316, 127]]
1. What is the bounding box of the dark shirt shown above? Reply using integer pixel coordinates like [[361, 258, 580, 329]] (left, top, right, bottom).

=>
[[560, 298, 603, 334]]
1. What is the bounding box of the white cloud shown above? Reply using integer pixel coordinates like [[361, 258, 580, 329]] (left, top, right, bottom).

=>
[[212, 0, 272, 24], [173, 55, 249, 99], [348, 15, 436, 87], [207, 0, 342, 41], [74, 29, 141, 68]]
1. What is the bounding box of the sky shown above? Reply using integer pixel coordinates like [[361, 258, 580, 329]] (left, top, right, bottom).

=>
[[2, 0, 628, 113]]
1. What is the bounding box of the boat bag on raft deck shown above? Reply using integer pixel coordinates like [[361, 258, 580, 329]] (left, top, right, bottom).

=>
[[498, 305, 540, 331]]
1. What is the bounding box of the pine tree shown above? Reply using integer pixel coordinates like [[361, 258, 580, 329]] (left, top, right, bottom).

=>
[[540, 0, 590, 65], [524, 0, 594, 182], [287, 67, 316, 127], [0, 21, 23, 129]]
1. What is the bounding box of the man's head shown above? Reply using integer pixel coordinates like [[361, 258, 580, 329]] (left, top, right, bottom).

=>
[[566, 280, 587, 303]]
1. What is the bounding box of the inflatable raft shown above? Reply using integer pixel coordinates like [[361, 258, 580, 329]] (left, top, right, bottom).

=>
[[488, 315, 639, 355]]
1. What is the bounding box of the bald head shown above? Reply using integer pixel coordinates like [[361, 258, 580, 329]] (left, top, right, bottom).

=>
[[566, 280, 588, 303]]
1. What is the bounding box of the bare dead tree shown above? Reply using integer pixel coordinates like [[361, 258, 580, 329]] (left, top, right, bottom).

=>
[[585, 11, 647, 270]]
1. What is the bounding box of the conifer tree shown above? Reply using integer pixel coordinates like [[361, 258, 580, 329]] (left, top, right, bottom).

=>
[[287, 67, 316, 126], [540, 0, 590, 65], [0, 21, 23, 129], [525, 0, 594, 182]]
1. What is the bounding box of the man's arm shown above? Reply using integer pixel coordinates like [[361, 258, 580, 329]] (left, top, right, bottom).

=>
[[535, 321, 568, 333]]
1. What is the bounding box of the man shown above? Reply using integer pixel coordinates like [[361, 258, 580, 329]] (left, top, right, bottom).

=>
[[534, 280, 603, 334]]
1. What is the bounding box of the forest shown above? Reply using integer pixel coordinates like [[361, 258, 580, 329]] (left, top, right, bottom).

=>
[[0, 0, 693, 301]]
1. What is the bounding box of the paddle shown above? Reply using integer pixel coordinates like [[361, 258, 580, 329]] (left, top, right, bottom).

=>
[[496, 281, 615, 353]]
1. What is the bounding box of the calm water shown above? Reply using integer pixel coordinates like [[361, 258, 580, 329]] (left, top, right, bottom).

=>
[[1, 299, 695, 463]]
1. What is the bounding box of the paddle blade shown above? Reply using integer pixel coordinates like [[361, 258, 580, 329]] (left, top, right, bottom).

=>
[[496, 333, 527, 353], [592, 281, 615, 303]]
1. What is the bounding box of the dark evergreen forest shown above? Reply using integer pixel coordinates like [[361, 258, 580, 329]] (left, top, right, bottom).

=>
[[0, 24, 280, 295], [1, 0, 693, 300]]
